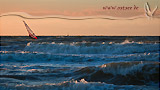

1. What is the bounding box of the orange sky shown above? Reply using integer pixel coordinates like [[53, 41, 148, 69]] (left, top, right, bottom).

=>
[[1, 13, 160, 36], [1, 0, 160, 17], [0, 0, 160, 36]]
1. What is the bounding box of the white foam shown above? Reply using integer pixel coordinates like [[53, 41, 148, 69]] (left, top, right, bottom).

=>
[[3, 78, 158, 90], [23, 42, 159, 54], [99, 62, 150, 75]]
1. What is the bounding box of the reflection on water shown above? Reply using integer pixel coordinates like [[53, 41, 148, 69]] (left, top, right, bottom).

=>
[[0, 36, 159, 90]]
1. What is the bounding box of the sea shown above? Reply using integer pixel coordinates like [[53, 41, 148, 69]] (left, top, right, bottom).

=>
[[0, 36, 159, 90]]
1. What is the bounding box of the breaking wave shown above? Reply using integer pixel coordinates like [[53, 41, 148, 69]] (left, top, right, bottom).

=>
[[23, 41, 159, 54], [0, 62, 159, 90], [1, 39, 159, 62], [1, 34, 159, 90], [0, 79, 158, 90], [74, 61, 159, 85]]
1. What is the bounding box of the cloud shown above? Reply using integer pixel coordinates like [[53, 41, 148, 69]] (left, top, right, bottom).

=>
[[1, 7, 160, 18], [20, 8, 159, 18]]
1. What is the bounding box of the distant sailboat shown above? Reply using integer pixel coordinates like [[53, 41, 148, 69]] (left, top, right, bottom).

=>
[[23, 21, 37, 39]]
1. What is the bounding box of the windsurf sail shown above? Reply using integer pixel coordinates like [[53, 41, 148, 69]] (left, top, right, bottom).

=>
[[23, 21, 37, 39]]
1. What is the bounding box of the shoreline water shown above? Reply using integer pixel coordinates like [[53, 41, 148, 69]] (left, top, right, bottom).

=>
[[0, 36, 159, 90]]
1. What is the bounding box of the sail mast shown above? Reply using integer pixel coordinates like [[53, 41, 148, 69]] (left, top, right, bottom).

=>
[[23, 21, 37, 39]]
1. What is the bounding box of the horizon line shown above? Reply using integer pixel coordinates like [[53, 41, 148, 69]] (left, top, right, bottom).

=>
[[0, 35, 160, 36]]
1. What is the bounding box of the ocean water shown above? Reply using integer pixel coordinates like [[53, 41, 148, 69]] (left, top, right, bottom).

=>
[[0, 36, 159, 90]]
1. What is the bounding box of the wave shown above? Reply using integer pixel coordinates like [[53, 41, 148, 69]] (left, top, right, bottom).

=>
[[0, 75, 39, 81], [23, 42, 159, 54], [0, 78, 158, 90], [0, 62, 159, 90], [1, 40, 159, 62], [74, 61, 159, 85], [1, 52, 159, 63]]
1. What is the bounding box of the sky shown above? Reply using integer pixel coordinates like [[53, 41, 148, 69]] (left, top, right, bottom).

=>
[[1, 0, 160, 16], [0, 0, 160, 36]]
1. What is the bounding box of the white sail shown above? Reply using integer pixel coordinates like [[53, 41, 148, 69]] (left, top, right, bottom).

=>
[[23, 21, 37, 39]]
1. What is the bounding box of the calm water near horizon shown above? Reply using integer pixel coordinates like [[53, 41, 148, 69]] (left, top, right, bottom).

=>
[[0, 36, 159, 90]]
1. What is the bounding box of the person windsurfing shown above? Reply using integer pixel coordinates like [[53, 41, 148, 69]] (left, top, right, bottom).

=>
[[23, 21, 38, 39]]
